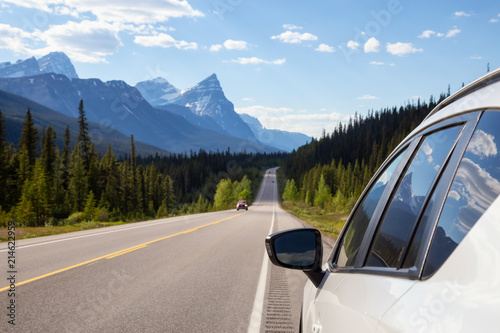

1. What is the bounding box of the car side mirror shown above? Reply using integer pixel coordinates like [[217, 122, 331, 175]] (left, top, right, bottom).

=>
[[265, 228, 325, 287]]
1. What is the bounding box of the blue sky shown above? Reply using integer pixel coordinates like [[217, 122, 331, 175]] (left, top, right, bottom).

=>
[[0, 0, 499, 138]]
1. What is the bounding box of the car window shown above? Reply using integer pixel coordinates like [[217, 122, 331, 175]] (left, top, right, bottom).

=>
[[365, 126, 462, 268], [423, 111, 500, 277], [335, 150, 406, 268]]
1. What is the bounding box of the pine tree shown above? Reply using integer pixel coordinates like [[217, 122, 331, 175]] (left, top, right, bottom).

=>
[[129, 134, 138, 211], [18, 108, 39, 168], [77, 100, 92, 171], [0, 109, 6, 158], [60, 125, 71, 190], [163, 174, 175, 212], [41, 126, 57, 179], [68, 145, 88, 212], [83, 190, 96, 221], [314, 175, 332, 209], [0, 110, 7, 206], [16, 160, 50, 226], [100, 145, 120, 210]]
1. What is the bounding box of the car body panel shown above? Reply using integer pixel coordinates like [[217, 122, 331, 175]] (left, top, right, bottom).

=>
[[377, 195, 500, 333], [303, 271, 416, 333]]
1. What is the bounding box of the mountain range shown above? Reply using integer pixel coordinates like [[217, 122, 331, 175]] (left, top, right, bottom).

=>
[[0, 89, 166, 157], [135, 75, 311, 151], [0, 52, 78, 79], [0, 52, 310, 154]]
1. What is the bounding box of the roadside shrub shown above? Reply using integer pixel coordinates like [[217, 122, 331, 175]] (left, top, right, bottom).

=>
[[95, 207, 110, 222], [65, 212, 85, 225]]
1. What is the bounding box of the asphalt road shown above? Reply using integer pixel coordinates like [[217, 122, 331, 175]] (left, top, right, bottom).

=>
[[0, 168, 332, 332]]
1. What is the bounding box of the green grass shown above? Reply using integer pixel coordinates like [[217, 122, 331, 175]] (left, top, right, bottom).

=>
[[281, 201, 348, 240]]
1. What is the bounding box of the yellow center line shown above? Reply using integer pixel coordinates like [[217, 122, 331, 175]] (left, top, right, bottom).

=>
[[105, 245, 148, 259], [0, 208, 262, 292]]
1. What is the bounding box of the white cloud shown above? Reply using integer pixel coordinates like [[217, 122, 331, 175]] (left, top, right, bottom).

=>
[[41, 20, 124, 62], [0, 20, 123, 63], [315, 43, 334, 53], [386, 42, 422, 56], [210, 40, 248, 51], [282, 24, 303, 30], [271, 31, 318, 44], [0, 0, 204, 62], [134, 33, 197, 50], [446, 27, 461, 38], [471, 56, 482, 60], [357, 95, 379, 100], [1, 0, 204, 24], [364, 37, 380, 53], [490, 18, 499, 23], [223, 39, 248, 50], [467, 130, 498, 158], [454, 11, 471, 17], [418, 30, 436, 38], [230, 57, 286, 65], [369, 61, 384, 66], [420, 28, 464, 39], [347, 40, 360, 50], [236, 105, 350, 138], [210, 44, 223, 52], [0, 23, 34, 54]]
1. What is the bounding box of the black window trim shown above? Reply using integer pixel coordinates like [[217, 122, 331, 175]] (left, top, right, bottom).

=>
[[364, 122, 467, 270], [328, 111, 484, 279], [418, 111, 484, 280]]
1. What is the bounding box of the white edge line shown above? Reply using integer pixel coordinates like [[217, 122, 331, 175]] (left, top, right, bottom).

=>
[[0, 211, 222, 252], [247, 176, 275, 333]]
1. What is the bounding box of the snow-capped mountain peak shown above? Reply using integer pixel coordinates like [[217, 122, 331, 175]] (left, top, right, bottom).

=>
[[182, 73, 221, 94], [135, 77, 180, 106], [38, 52, 79, 79], [0, 52, 78, 79]]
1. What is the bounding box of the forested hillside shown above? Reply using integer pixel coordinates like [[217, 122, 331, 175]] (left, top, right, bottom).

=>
[[0, 100, 284, 227], [280, 92, 449, 224]]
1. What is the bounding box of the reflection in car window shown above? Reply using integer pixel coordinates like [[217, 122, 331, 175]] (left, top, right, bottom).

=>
[[424, 112, 500, 277], [366, 126, 462, 268], [336, 150, 405, 268]]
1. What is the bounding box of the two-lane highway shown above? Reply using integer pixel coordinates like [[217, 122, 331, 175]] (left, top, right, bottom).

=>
[[1, 168, 330, 332]]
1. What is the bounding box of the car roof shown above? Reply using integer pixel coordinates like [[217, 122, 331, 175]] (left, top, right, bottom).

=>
[[397, 67, 500, 150]]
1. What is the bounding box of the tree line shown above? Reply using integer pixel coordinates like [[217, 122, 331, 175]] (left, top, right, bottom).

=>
[[0, 100, 284, 227], [280, 93, 449, 214]]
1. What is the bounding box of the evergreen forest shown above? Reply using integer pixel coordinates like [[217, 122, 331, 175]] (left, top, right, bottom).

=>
[[0, 100, 285, 227], [279, 92, 450, 233]]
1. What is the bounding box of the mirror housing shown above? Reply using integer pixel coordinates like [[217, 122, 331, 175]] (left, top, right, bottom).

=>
[[265, 228, 325, 287]]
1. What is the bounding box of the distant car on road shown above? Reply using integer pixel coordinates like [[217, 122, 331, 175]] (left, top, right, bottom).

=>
[[236, 200, 248, 211], [266, 68, 500, 332]]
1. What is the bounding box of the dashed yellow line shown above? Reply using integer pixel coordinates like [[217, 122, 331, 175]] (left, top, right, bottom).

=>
[[0, 208, 260, 292]]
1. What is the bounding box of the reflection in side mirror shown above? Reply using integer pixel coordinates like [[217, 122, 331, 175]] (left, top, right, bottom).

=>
[[273, 229, 317, 268], [266, 228, 325, 287]]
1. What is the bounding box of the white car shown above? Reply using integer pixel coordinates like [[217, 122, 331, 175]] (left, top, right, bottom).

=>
[[266, 69, 500, 332]]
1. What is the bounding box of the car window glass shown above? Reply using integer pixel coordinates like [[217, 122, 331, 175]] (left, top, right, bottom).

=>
[[424, 112, 500, 277], [366, 126, 462, 268], [336, 150, 405, 268], [402, 191, 437, 269]]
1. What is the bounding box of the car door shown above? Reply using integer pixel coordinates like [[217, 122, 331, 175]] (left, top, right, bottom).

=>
[[303, 114, 480, 333], [378, 110, 500, 332]]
